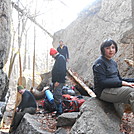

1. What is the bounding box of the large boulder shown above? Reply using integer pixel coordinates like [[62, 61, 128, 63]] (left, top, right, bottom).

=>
[[16, 113, 53, 134], [55, 128, 68, 134], [70, 98, 122, 134], [57, 112, 79, 127]]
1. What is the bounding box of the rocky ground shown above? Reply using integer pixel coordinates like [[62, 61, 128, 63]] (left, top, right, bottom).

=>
[[33, 108, 72, 133], [0, 72, 134, 134], [0, 96, 134, 134]]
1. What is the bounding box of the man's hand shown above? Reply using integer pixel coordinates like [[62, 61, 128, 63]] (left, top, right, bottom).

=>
[[16, 107, 19, 112], [129, 83, 134, 88], [122, 81, 134, 88], [67, 58, 69, 62], [54, 82, 59, 87]]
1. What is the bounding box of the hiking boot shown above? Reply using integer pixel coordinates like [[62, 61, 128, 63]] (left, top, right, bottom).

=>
[[9, 127, 16, 134], [52, 112, 62, 118], [55, 113, 61, 117]]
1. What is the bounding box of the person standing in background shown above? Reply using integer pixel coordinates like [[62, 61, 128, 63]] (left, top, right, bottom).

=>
[[57, 40, 69, 62]]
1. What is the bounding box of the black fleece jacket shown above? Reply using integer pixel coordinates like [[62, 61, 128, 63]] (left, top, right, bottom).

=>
[[57, 45, 69, 59], [93, 56, 134, 97], [52, 54, 66, 83], [18, 90, 37, 111]]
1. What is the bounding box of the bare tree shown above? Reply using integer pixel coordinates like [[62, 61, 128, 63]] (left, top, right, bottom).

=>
[[32, 26, 36, 87], [8, 21, 18, 78], [12, 1, 53, 38]]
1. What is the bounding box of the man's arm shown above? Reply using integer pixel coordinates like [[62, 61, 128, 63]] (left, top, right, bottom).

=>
[[66, 46, 69, 59], [55, 56, 66, 83], [18, 91, 29, 110]]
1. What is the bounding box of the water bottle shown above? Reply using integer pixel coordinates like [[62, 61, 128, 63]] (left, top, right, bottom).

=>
[[45, 89, 54, 104]]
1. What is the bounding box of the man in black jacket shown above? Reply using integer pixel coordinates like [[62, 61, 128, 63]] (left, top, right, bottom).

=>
[[57, 40, 69, 62], [50, 48, 66, 116], [10, 85, 37, 132]]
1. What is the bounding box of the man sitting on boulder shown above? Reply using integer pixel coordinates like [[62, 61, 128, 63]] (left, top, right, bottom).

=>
[[10, 85, 37, 133], [92, 39, 134, 113]]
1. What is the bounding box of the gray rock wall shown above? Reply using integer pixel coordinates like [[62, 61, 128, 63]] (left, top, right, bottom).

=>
[[0, 0, 10, 100], [0, 0, 11, 64], [53, 0, 134, 83], [0, 70, 8, 101]]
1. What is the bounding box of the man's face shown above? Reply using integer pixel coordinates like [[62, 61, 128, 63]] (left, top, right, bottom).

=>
[[59, 41, 63, 46], [104, 44, 116, 59], [19, 89, 25, 94], [52, 55, 55, 58]]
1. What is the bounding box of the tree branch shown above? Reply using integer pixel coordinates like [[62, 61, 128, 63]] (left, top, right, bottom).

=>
[[12, 2, 53, 38]]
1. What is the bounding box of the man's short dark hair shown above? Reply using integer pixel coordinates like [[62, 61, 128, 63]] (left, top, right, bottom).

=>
[[59, 40, 63, 43], [100, 39, 118, 56]]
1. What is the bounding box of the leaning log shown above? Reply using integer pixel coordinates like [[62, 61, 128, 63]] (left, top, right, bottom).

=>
[[124, 59, 134, 67], [67, 69, 96, 97]]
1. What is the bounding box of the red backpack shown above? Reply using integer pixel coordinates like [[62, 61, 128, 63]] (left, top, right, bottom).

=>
[[62, 94, 85, 112]]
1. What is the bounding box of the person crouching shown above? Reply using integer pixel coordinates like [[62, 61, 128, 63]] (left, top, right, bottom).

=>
[[10, 85, 37, 133]]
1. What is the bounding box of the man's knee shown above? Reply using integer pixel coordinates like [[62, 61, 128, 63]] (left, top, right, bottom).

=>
[[129, 92, 134, 112], [23, 107, 36, 114], [130, 92, 134, 98]]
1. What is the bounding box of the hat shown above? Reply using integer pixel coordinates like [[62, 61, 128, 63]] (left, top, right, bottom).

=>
[[50, 48, 58, 55], [17, 85, 24, 91], [59, 40, 63, 43]]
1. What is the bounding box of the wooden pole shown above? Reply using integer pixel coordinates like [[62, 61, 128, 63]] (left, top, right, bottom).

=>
[[32, 26, 36, 87], [8, 52, 18, 78], [18, 52, 22, 85], [124, 59, 134, 68]]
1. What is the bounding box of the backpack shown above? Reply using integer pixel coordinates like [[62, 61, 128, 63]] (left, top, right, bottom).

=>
[[43, 98, 56, 113], [62, 94, 85, 112], [62, 86, 75, 96]]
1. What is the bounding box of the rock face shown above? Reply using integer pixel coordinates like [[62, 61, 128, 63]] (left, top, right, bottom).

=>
[[0, 0, 11, 64], [53, 0, 134, 83], [0, 0, 10, 100], [0, 70, 9, 101], [70, 98, 122, 134]]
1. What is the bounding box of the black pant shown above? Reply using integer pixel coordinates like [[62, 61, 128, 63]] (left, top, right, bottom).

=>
[[53, 83, 64, 114]]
